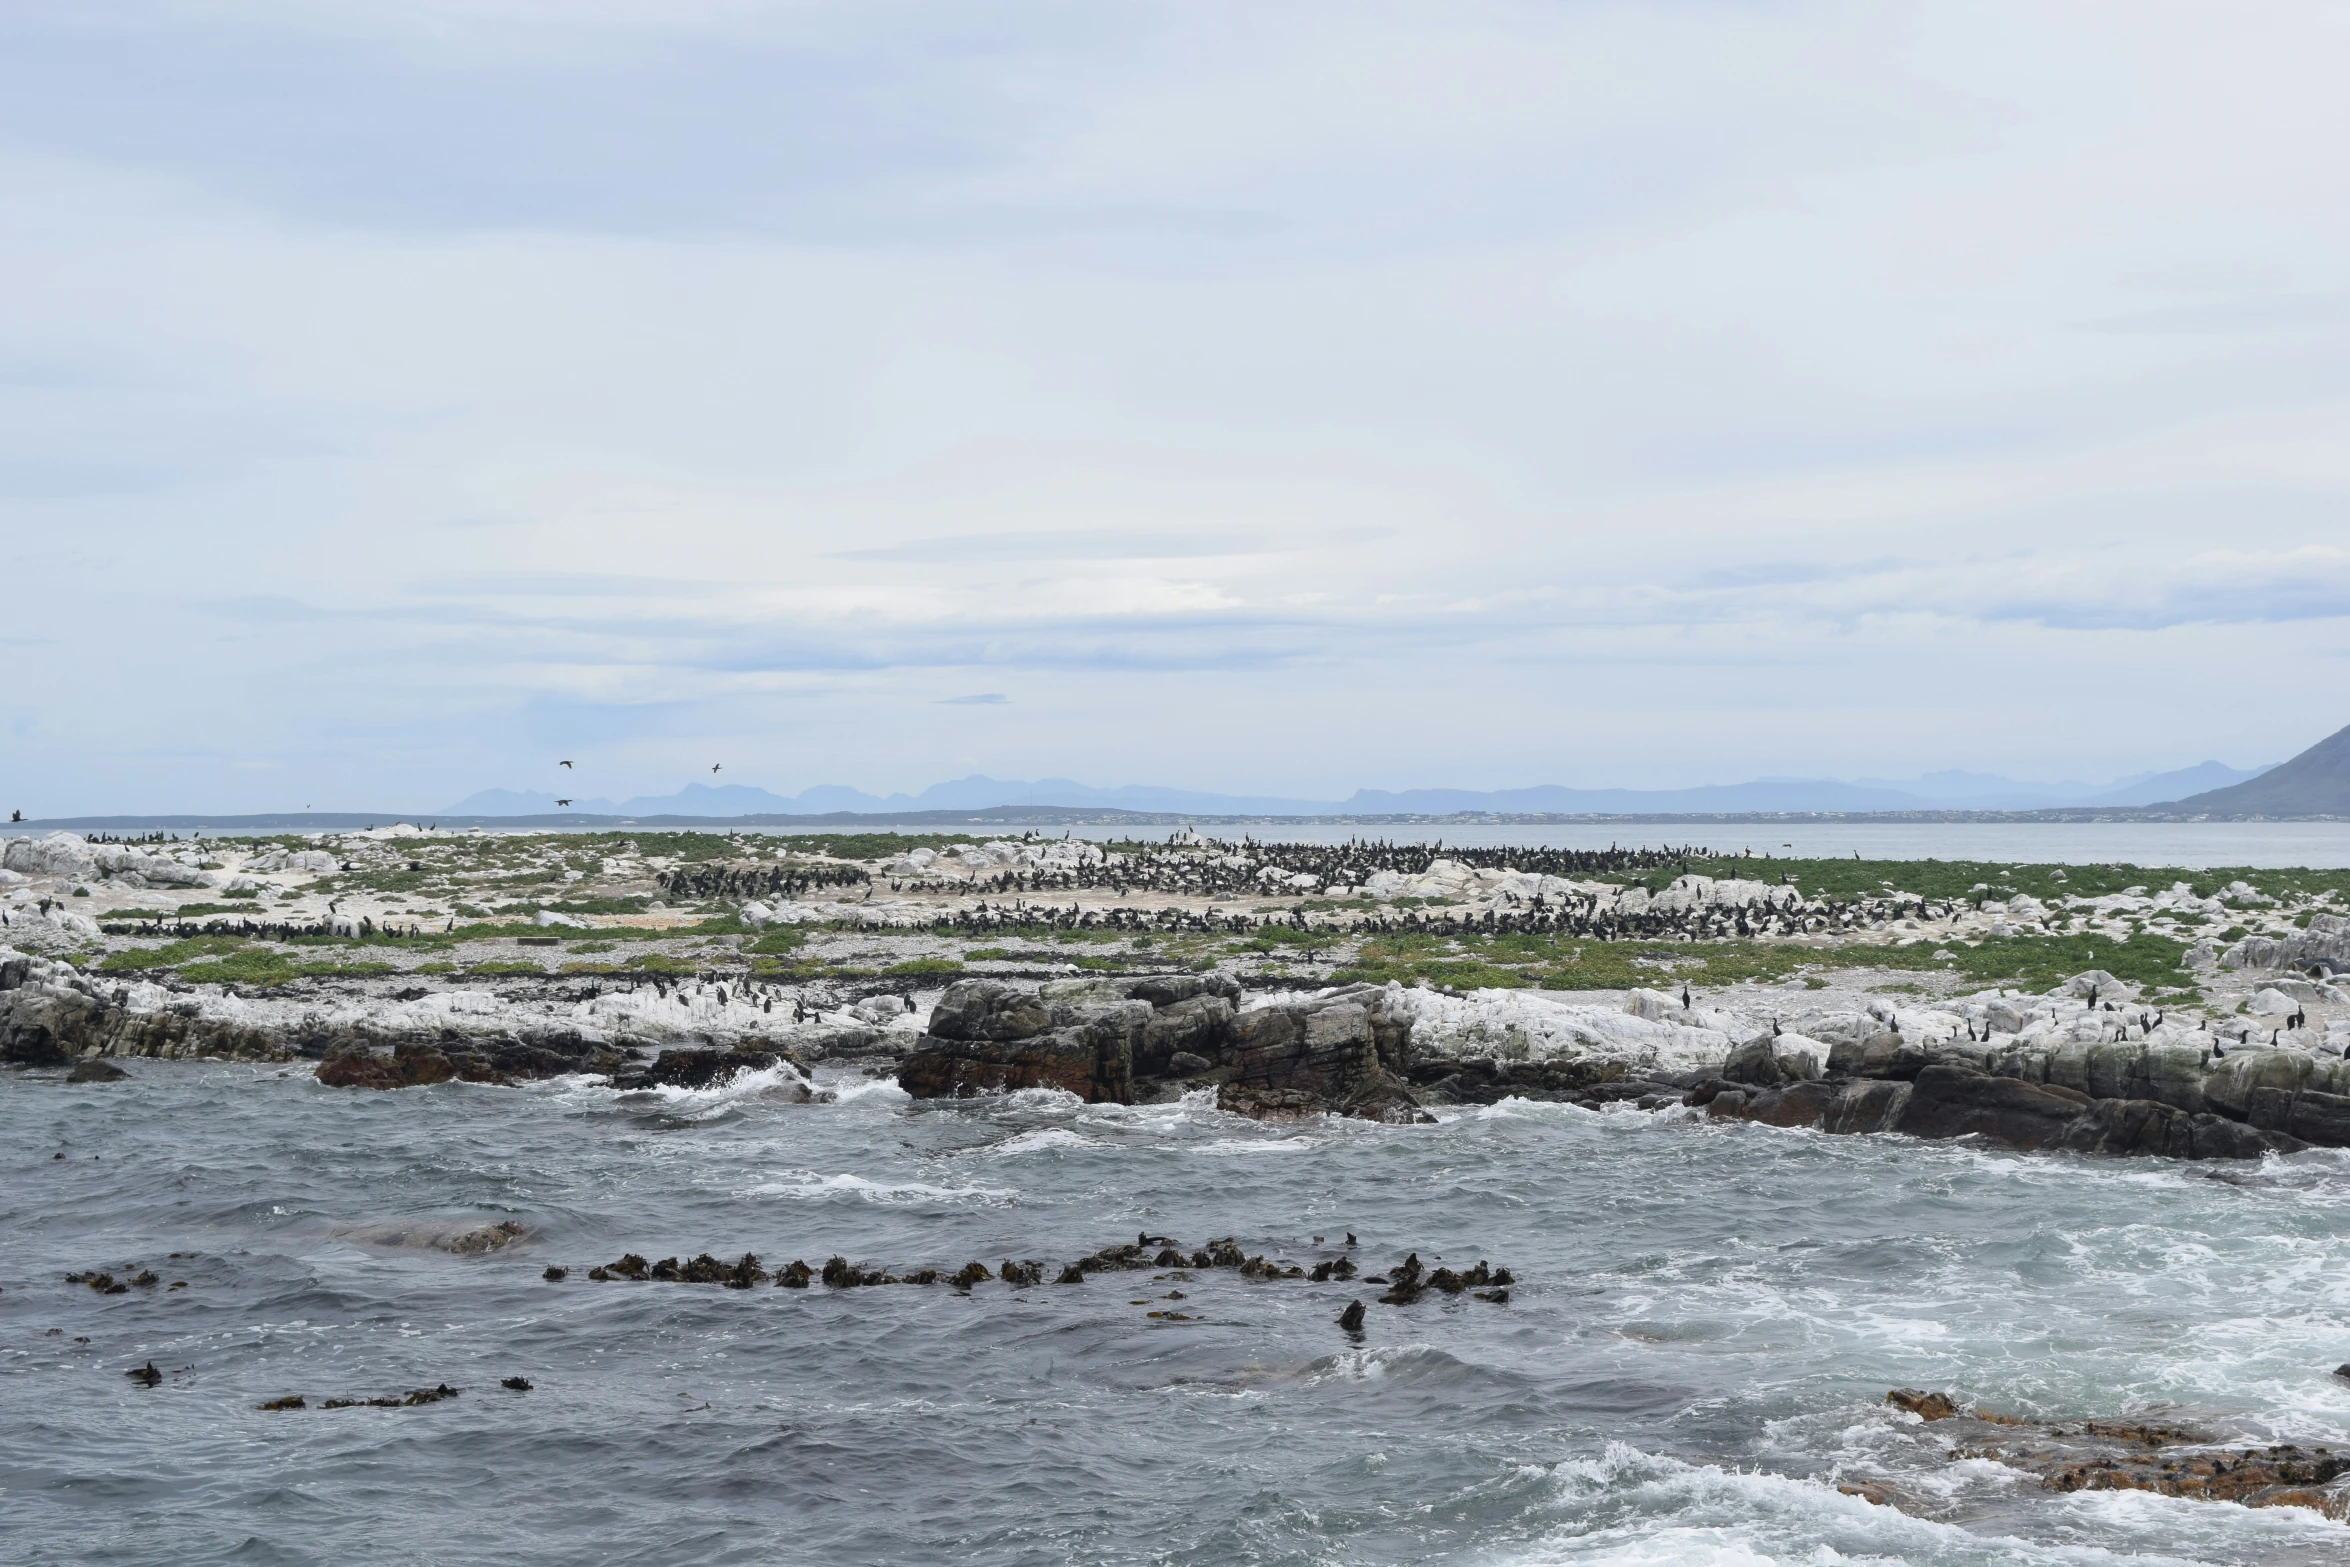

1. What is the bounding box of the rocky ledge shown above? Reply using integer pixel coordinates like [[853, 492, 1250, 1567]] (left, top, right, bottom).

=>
[[899, 975, 1437, 1123], [1874, 1389, 2350, 1522], [0, 945, 868, 1096], [1688, 1019, 2349, 1157], [902, 973, 2350, 1159]]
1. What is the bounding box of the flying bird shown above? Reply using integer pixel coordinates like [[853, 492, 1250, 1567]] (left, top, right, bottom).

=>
[[711, 763, 722, 773], [556, 799, 572, 808], [559, 760, 574, 769]]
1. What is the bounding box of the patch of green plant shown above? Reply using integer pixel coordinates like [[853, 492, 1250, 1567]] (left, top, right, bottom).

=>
[[561, 961, 621, 974], [600, 831, 746, 863], [748, 956, 823, 978], [826, 966, 878, 979], [1052, 928, 1127, 945], [177, 949, 299, 986], [97, 936, 254, 971], [964, 946, 1013, 961], [669, 915, 749, 937], [295, 961, 395, 978], [1930, 931, 2190, 992], [568, 940, 616, 953], [469, 959, 548, 976], [883, 957, 964, 977], [747, 927, 807, 955], [494, 896, 648, 916], [339, 868, 435, 893], [414, 961, 456, 974]]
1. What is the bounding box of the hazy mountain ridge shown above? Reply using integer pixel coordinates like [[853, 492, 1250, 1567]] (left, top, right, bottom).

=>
[[440, 759, 2274, 819], [2173, 722, 2350, 815]]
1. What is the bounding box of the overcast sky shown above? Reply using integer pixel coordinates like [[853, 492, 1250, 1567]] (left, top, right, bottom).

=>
[[4, 1, 2346, 814]]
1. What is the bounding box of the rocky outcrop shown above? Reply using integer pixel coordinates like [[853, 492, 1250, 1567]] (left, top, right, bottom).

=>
[[897, 977, 1152, 1102], [609, 1046, 824, 1099], [1216, 986, 1428, 1122], [315, 1027, 633, 1088], [2224, 913, 2350, 974], [1693, 1048, 2311, 1158], [2, 952, 291, 1065], [1402, 1053, 1683, 1110], [0, 831, 219, 889], [2, 831, 99, 879], [1880, 1390, 2350, 1522], [1, 944, 851, 1081], [898, 975, 1430, 1120]]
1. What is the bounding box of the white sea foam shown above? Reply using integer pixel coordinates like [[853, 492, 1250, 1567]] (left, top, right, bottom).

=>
[[1504, 1442, 2245, 1567], [985, 1126, 1100, 1157], [738, 1169, 1019, 1205], [824, 1074, 911, 1105]]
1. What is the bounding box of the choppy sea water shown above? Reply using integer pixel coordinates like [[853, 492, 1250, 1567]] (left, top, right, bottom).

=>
[[8, 1066, 2350, 1565]]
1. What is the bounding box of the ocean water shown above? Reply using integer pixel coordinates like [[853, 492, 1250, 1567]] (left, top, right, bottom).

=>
[[960, 821, 2350, 871], [8, 1065, 2350, 1565]]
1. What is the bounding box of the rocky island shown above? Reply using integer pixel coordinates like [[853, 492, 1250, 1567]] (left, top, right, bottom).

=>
[[7, 824, 2347, 1161]]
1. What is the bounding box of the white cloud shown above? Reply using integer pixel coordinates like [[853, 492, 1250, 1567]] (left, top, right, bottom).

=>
[[3, 2, 2348, 812]]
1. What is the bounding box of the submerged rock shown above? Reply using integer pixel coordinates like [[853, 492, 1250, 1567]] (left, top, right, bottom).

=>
[[1907, 1395, 2350, 1521]]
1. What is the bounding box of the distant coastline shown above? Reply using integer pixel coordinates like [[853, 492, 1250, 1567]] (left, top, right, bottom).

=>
[[5, 804, 2343, 832]]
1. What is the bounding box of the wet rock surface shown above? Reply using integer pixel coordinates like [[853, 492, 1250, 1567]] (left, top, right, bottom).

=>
[[1883, 1391, 2350, 1522], [562, 1233, 1512, 1318], [315, 1030, 630, 1089], [1695, 1050, 2315, 1159], [902, 976, 1432, 1122], [260, 1384, 465, 1411]]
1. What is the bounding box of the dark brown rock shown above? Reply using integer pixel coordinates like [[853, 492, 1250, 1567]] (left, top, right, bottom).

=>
[[1217, 1084, 1323, 1121], [1895, 1065, 2093, 1149], [1886, 1388, 1957, 1421], [900, 1026, 1104, 1101], [611, 1048, 782, 1091], [927, 979, 1055, 1042], [1945, 1406, 2350, 1520]]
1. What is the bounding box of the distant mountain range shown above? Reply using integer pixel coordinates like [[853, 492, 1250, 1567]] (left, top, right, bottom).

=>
[[2174, 721, 2350, 815], [441, 759, 2276, 819]]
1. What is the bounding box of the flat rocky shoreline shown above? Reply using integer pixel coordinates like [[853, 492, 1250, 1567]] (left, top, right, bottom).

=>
[[6, 824, 2349, 1161]]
